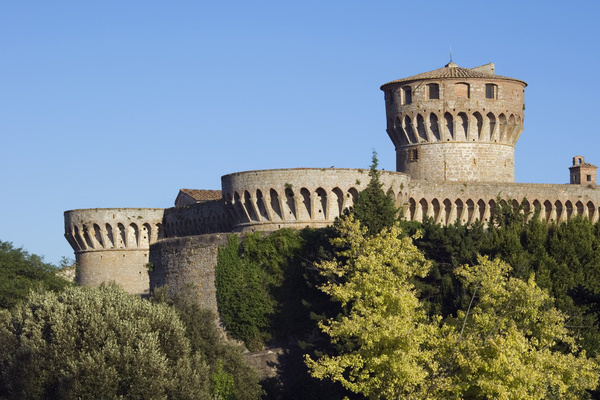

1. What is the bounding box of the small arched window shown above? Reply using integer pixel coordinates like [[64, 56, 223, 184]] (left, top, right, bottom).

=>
[[485, 83, 497, 99], [427, 83, 439, 100]]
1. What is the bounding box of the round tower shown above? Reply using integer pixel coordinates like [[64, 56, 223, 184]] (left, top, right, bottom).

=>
[[381, 62, 527, 182], [64, 208, 164, 295]]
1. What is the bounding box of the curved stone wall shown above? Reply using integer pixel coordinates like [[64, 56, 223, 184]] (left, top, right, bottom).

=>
[[64, 208, 164, 295], [398, 142, 515, 182], [221, 168, 411, 232], [405, 182, 600, 225], [382, 71, 526, 182], [149, 233, 229, 314]]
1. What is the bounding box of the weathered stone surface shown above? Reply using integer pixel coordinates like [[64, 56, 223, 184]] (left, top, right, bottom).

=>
[[148, 233, 229, 314], [64, 208, 164, 295]]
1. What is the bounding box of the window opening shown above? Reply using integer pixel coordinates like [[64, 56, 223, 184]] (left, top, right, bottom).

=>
[[485, 84, 497, 99], [402, 86, 412, 104], [428, 83, 439, 100]]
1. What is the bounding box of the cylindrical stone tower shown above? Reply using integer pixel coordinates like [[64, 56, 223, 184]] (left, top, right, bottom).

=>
[[64, 208, 164, 295], [381, 62, 527, 182]]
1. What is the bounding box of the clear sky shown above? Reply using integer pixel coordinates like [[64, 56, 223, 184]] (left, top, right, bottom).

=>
[[1, 1, 599, 265]]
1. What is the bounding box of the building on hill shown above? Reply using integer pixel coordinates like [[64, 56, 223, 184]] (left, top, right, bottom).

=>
[[64, 62, 600, 313]]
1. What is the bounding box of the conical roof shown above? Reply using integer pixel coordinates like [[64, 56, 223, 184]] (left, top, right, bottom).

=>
[[381, 63, 526, 89]]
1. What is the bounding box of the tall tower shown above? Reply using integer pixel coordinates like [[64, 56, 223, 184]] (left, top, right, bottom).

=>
[[381, 62, 527, 182]]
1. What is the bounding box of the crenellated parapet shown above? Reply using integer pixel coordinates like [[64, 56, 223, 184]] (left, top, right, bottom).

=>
[[64, 208, 164, 295], [381, 62, 527, 182], [221, 168, 411, 232]]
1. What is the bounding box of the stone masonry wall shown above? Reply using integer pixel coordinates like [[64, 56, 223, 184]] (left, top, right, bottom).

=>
[[64, 208, 164, 295], [221, 168, 410, 232], [399, 142, 514, 182], [405, 181, 600, 225], [148, 233, 229, 314]]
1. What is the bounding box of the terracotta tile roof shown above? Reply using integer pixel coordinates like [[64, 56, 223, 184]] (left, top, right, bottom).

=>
[[570, 162, 598, 169], [381, 63, 526, 88], [179, 189, 222, 202]]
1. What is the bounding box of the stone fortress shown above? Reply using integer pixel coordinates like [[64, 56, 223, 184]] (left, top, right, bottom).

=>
[[64, 62, 600, 311]]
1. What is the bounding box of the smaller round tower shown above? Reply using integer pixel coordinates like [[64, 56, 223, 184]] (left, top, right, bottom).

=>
[[64, 208, 164, 295], [381, 62, 527, 182]]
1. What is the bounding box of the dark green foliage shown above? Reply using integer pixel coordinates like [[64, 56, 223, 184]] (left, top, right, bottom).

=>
[[215, 199, 600, 398], [215, 227, 356, 398], [215, 230, 304, 350], [0, 241, 71, 309], [349, 151, 399, 235], [152, 286, 262, 400], [0, 284, 210, 400]]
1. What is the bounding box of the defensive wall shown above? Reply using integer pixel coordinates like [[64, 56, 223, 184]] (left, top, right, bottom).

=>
[[64, 169, 600, 299], [148, 233, 229, 314], [221, 168, 411, 232], [64, 208, 164, 295], [407, 181, 600, 225], [63, 62, 600, 310]]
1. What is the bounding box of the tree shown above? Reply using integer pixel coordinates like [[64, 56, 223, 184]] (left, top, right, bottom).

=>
[[350, 151, 399, 235], [0, 241, 71, 309], [447, 256, 598, 399], [0, 284, 211, 399], [306, 216, 599, 399], [151, 285, 263, 400], [305, 215, 445, 399]]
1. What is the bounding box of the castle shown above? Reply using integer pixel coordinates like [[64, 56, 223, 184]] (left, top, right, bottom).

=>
[[64, 62, 600, 312]]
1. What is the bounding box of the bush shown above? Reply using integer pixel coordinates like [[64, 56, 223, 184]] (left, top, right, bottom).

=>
[[0, 284, 210, 400]]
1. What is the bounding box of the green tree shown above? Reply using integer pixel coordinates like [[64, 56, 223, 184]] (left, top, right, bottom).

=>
[[305, 215, 445, 399], [447, 256, 598, 399], [306, 216, 599, 399], [151, 285, 262, 400], [0, 241, 71, 309], [0, 284, 211, 400], [350, 151, 399, 235]]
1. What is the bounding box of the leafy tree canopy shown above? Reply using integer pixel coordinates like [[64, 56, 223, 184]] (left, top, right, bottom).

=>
[[306, 216, 599, 399], [0, 240, 71, 309], [0, 284, 211, 400]]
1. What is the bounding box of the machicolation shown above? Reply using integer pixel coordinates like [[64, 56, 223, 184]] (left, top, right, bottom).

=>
[[64, 62, 600, 314]]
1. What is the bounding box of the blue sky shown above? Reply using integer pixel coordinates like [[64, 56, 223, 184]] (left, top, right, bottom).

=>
[[1, 1, 599, 265]]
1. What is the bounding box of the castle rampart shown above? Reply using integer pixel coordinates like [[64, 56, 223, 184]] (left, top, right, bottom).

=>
[[148, 233, 229, 314], [405, 181, 600, 225], [64, 208, 164, 295], [163, 200, 233, 238], [63, 62, 600, 327], [221, 168, 411, 232]]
